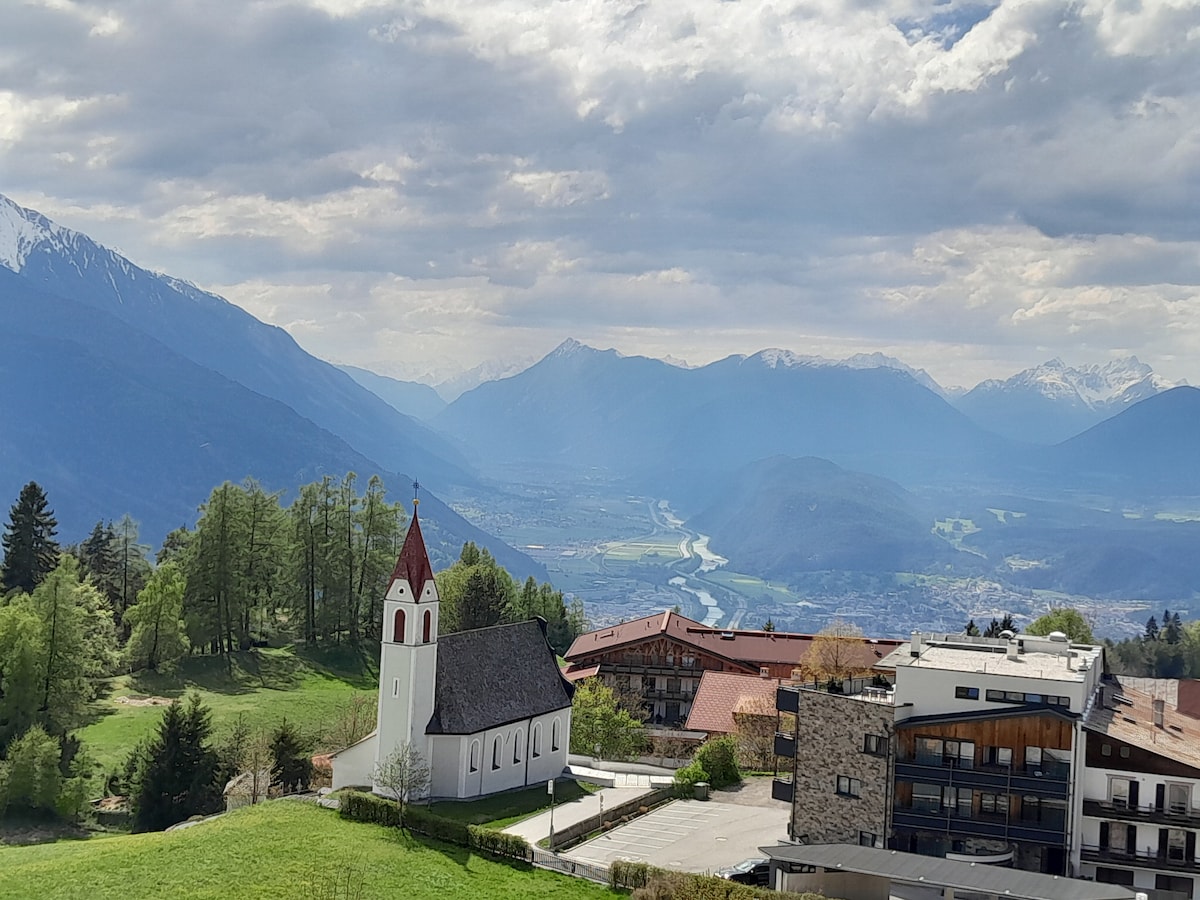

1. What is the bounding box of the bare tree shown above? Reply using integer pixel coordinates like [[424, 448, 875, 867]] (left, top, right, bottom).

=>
[[803, 618, 871, 687], [240, 727, 275, 805], [373, 742, 432, 830], [324, 693, 377, 752]]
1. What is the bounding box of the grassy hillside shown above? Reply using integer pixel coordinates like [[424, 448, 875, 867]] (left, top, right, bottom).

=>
[[0, 800, 619, 900], [77, 645, 379, 772]]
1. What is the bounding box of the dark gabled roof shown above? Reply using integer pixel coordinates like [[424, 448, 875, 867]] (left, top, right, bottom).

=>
[[390, 504, 434, 592], [897, 704, 1078, 730], [427, 618, 575, 735], [757, 845, 1135, 900]]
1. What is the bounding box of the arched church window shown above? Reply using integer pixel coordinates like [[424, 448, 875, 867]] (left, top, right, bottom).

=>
[[514, 728, 524, 764], [423, 610, 432, 643], [393, 608, 406, 643], [492, 736, 502, 770], [551, 717, 561, 752], [532, 723, 542, 758], [469, 740, 480, 773]]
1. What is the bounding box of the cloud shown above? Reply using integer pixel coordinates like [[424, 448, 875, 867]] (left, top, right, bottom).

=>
[[2, 0, 1200, 387]]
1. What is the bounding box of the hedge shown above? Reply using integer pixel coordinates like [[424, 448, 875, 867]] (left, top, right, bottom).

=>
[[612, 862, 829, 900], [338, 791, 529, 862]]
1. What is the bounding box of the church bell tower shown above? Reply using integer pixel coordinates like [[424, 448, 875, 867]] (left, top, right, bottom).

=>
[[374, 494, 439, 788]]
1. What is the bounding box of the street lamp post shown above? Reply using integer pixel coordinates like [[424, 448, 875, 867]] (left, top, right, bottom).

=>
[[548, 778, 556, 848]]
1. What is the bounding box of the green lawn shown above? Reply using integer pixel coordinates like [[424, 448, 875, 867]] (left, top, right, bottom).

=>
[[77, 645, 378, 772], [0, 801, 621, 900], [431, 779, 598, 829]]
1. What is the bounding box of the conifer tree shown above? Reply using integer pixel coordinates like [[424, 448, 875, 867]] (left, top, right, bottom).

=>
[[1, 482, 60, 594], [130, 693, 218, 832]]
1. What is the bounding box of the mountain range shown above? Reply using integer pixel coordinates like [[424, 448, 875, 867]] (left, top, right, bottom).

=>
[[953, 357, 1181, 444], [0, 194, 541, 579], [434, 339, 1011, 501]]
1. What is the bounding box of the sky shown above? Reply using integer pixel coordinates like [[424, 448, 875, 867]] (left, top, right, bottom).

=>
[[4, 0, 1200, 389]]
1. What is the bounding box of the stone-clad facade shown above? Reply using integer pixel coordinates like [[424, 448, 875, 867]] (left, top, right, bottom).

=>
[[784, 687, 893, 846]]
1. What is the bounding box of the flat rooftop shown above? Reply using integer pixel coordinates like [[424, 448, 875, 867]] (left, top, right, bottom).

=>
[[759, 844, 1136, 900], [884, 634, 1103, 684]]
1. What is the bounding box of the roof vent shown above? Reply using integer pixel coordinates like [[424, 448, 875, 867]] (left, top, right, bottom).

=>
[[999, 630, 1015, 640], [1048, 631, 1068, 642], [720, 632, 734, 640]]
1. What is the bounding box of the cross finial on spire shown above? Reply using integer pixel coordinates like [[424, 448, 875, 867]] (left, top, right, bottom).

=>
[[412, 479, 421, 508]]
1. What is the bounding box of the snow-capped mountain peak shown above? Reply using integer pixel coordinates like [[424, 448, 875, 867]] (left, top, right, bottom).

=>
[[972, 357, 1183, 410], [744, 348, 945, 394], [0, 194, 72, 273]]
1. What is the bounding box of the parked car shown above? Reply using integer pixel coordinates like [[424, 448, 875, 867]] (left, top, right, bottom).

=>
[[716, 857, 770, 886]]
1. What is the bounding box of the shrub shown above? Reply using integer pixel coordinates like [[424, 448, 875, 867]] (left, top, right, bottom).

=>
[[629, 870, 826, 900], [467, 825, 531, 861], [339, 791, 529, 862], [672, 761, 707, 798], [611, 860, 657, 889], [694, 736, 741, 789]]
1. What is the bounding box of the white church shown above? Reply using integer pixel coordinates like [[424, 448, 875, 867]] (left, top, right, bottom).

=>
[[330, 502, 575, 799]]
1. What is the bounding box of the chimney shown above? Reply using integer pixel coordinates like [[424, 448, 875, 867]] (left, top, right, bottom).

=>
[[1066, 651, 1075, 672], [1154, 698, 1165, 729], [1007, 640, 1019, 662], [1178, 681, 1200, 720], [910, 632, 923, 658], [760, 666, 771, 679]]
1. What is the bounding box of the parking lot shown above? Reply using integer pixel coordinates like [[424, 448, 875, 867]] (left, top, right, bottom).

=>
[[561, 798, 790, 874]]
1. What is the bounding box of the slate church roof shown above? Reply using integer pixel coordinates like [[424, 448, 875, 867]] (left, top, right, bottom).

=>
[[427, 618, 575, 735]]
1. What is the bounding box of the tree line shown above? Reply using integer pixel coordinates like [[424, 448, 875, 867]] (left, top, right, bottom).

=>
[[0, 475, 586, 830]]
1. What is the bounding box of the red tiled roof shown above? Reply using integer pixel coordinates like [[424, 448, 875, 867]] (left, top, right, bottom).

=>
[[685, 671, 780, 735], [390, 503, 434, 592], [561, 664, 600, 682], [564, 610, 900, 672]]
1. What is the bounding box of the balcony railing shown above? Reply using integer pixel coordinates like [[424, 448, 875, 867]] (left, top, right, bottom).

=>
[[895, 762, 1070, 798], [772, 778, 794, 803], [891, 808, 1067, 845], [1083, 799, 1200, 828], [774, 732, 796, 759], [1081, 845, 1200, 873]]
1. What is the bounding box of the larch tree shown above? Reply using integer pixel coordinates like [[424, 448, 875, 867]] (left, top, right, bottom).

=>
[[1, 482, 61, 595], [124, 561, 188, 672]]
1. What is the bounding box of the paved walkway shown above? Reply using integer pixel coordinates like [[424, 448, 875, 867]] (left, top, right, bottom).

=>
[[503, 786, 650, 844]]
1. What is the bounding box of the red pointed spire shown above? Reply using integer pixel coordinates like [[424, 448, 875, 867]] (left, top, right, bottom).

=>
[[391, 501, 434, 597]]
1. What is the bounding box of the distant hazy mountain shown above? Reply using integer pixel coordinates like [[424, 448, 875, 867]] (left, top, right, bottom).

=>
[[435, 339, 1007, 492], [0, 194, 472, 488], [0, 197, 542, 577], [435, 355, 539, 402], [1048, 386, 1200, 494], [688, 456, 962, 579], [955, 357, 1179, 444], [339, 365, 446, 420]]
